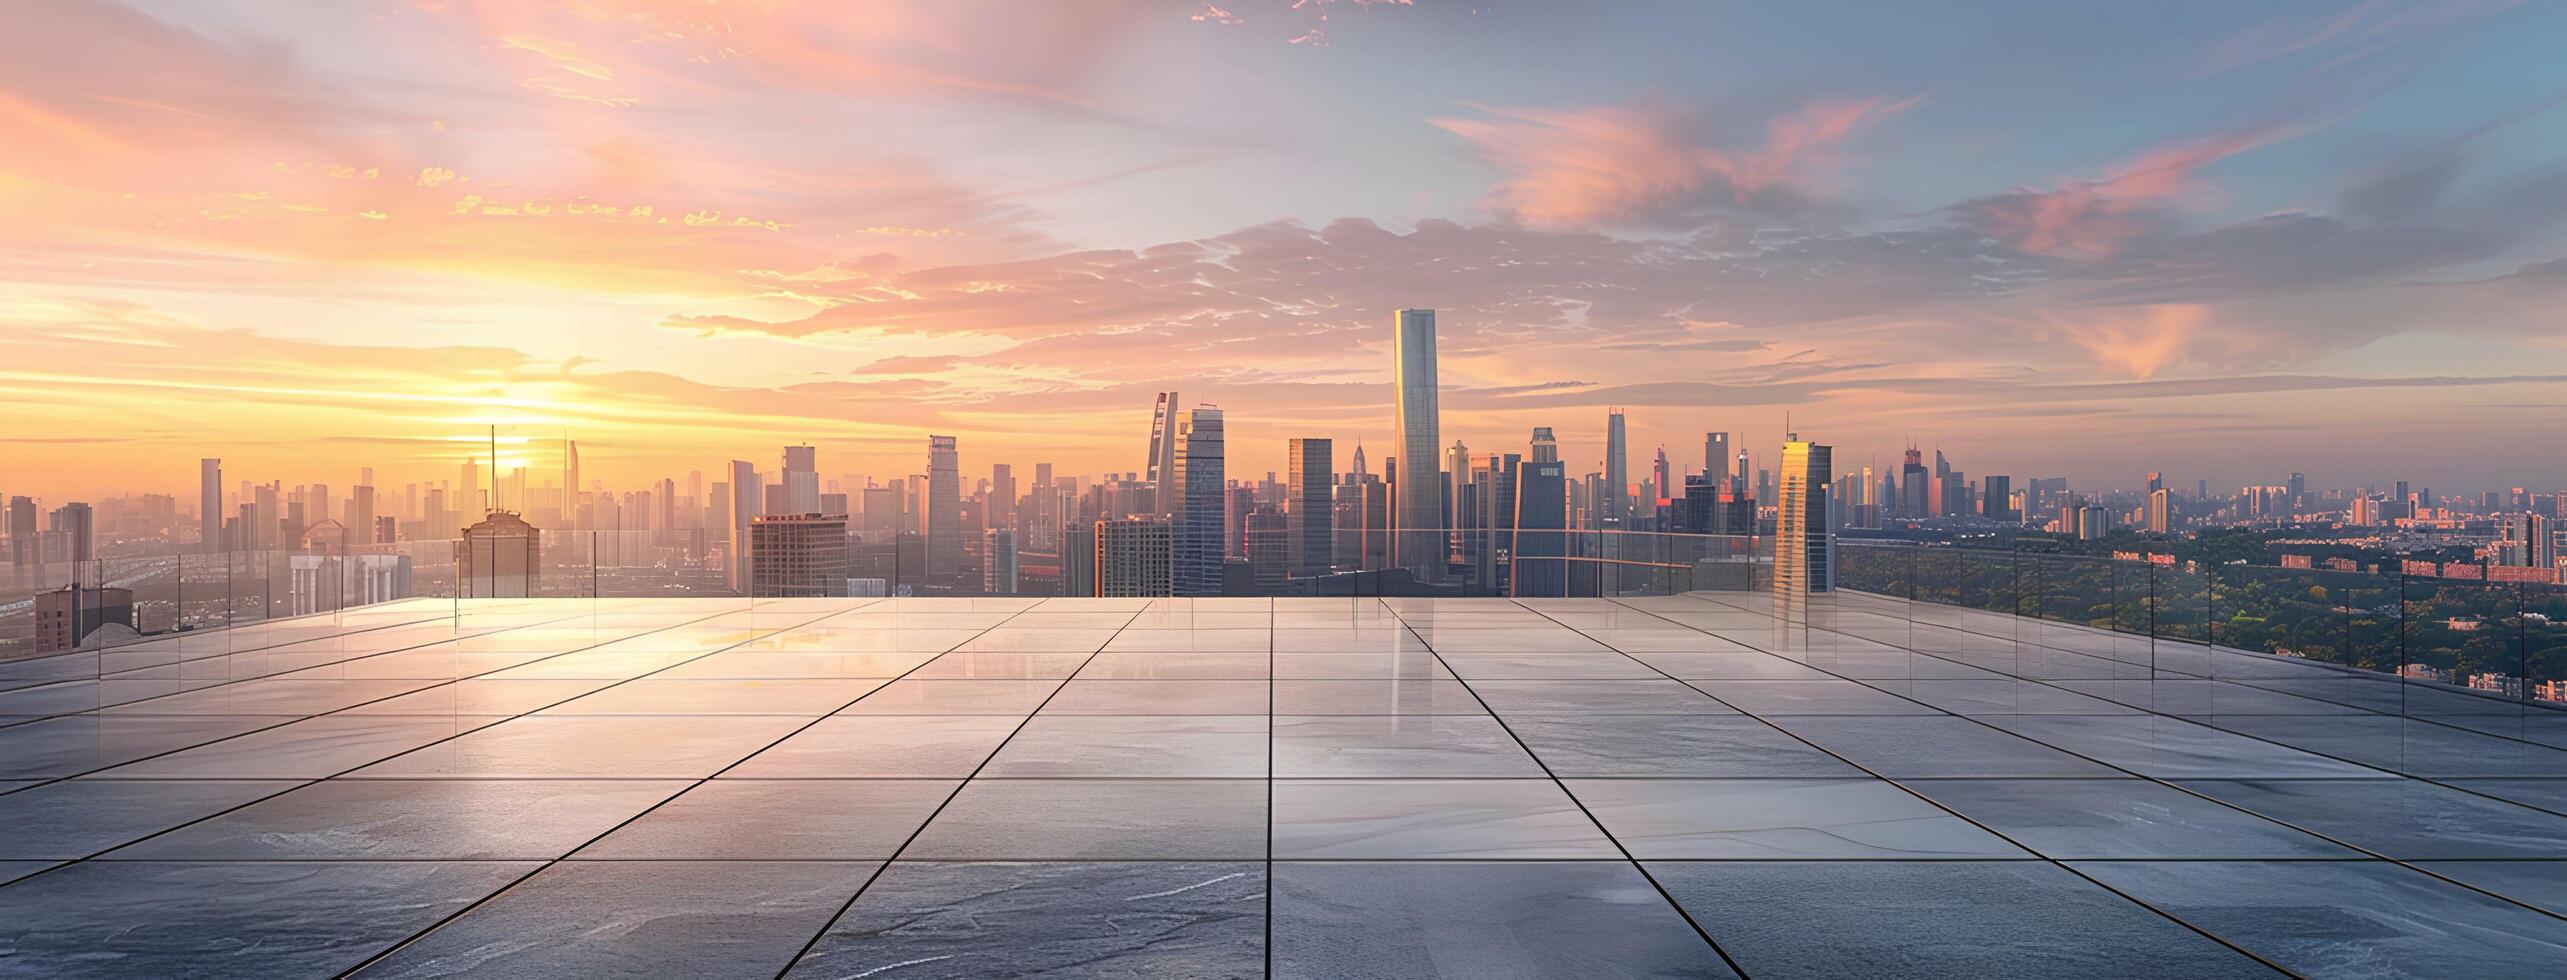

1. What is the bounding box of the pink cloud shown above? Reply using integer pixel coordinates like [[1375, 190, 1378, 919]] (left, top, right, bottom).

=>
[[1434, 94, 1924, 228], [1956, 121, 2299, 258]]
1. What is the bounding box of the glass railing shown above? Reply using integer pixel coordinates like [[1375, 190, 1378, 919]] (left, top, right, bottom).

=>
[[1834, 538, 2567, 780], [0, 525, 1769, 660]]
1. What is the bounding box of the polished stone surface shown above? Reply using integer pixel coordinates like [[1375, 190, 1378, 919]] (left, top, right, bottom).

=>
[[7, 593, 2565, 977], [1652, 861, 2277, 979], [792, 862, 1263, 980], [1271, 861, 1735, 979]]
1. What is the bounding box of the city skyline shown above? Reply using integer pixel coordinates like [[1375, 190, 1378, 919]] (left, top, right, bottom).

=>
[[9, 1, 2567, 499]]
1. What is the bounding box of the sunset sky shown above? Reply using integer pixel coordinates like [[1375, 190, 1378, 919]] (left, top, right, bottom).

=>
[[6, 0, 2566, 501]]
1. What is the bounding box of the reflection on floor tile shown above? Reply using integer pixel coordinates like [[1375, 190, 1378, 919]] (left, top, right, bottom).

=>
[[1906, 778, 2352, 859], [0, 861, 534, 978], [1654, 861, 2275, 979], [791, 862, 1263, 980], [1569, 778, 2024, 859], [2076, 860, 2567, 977], [1273, 861, 1732, 979], [361, 861, 879, 979], [1272, 779, 1617, 859]]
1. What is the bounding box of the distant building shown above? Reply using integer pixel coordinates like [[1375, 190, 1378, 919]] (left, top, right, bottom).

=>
[[925, 436, 963, 586], [983, 528, 1018, 594], [1392, 309, 1445, 580], [1243, 508, 1288, 593], [2145, 488, 2174, 535], [1287, 438, 1333, 578], [1982, 475, 2013, 523], [1145, 391, 1182, 516], [1095, 517, 1173, 597], [1061, 523, 1098, 597], [1175, 406, 1226, 596], [1777, 436, 1834, 596], [751, 513, 850, 597], [460, 511, 541, 598], [289, 553, 413, 615], [1512, 459, 1568, 597]]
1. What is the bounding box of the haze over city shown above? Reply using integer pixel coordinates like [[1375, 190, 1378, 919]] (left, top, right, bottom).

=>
[[7, 0, 2567, 502]]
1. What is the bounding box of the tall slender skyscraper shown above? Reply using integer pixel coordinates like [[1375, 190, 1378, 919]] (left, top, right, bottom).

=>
[[1703, 434, 1730, 490], [1392, 309, 1444, 580], [926, 435, 962, 584], [1446, 439, 1471, 532], [1175, 406, 1225, 596], [199, 458, 223, 553], [1145, 391, 1181, 517], [727, 459, 760, 592], [1287, 438, 1333, 578], [1777, 435, 1834, 597], [1603, 409, 1628, 525]]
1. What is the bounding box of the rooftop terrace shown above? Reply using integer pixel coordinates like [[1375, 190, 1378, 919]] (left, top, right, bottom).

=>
[[3, 592, 2564, 978]]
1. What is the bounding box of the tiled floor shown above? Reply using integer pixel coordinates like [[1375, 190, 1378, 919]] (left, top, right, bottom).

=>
[[2, 593, 2565, 978]]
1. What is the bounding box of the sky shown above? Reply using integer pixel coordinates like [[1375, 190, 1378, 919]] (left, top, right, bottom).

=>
[[5, 0, 2566, 503]]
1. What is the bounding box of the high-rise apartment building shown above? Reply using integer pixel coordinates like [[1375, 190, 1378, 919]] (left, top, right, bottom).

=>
[[982, 528, 1018, 594], [1392, 309, 1444, 580], [1095, 517, 1173, 597], [1175, 406, 1226, 596], [926, 436, 962, 584], [750, 513, 850, 597], [2146, 488, 2174, 535], [1777, 436, 1834, 597], [1287, 438, 1333, 578]]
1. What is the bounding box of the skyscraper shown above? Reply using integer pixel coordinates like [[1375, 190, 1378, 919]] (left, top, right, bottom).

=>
[[989, 463, 1016, 532], [6, 497, 34, 567], [1446, 439, 1471, 532], [199, 458, 222, 553], [1145, 391, 1181, 516], [1176, 405, 1225, 596], [1513, 459, 1567, 597], [926, 435, 962, 584], [2146, 488, 2174, 535], [1982, 475, 2013, 523], [1777, 436, 1834, 597], [781, 445, 819, 515], [1603, 409, 1628, 525], [1392, 309, 1444, 580], [1703, 433, 1730, 490], [727, 459, 760, 592], [1530, 427, 1558, 464], [1287, 438, 1333, 578]]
